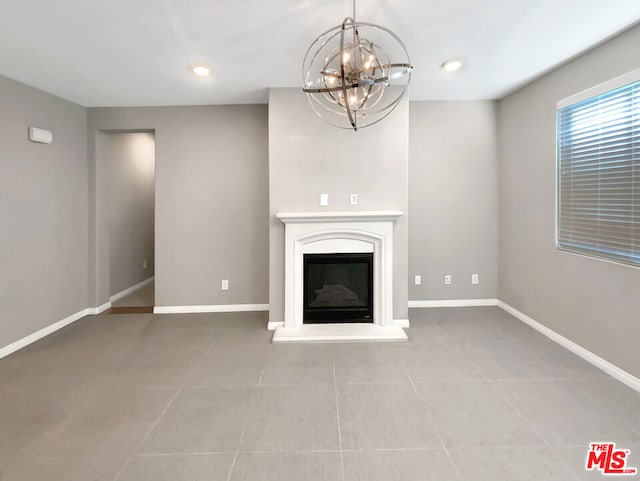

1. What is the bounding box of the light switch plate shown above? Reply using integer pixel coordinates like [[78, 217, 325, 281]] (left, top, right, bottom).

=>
[[350, 193, 358, 205], [320, 194, 329, 206]]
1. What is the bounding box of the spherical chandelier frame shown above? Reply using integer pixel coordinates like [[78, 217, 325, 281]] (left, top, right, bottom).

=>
[[302, 12, 413, 131]]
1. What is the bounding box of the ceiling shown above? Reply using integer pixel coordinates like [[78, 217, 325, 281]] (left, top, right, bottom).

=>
[[1, 0, 639, 107]]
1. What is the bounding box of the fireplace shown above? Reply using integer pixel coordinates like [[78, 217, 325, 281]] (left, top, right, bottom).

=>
[[303, 253, 373, 323], [272, 211, 407, 342]]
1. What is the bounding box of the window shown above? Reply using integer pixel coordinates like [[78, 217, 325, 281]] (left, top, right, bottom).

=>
[[557, 72, 640, 267]]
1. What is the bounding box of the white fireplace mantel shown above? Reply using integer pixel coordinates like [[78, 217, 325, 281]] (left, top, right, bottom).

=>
[[276, 210, 404, 223], [272, 210, 407, 342]]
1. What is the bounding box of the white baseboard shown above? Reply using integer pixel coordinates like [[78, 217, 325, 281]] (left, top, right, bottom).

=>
[[154, 303, 269, 314], [497, 301, 640, 393], [268, 321, 284, 331], [409, 299, 499, 308], [393, 318, 410, 328], [86, 301, 111, 315], [0, 306, 93, 359], [110, 276, 154, 303]]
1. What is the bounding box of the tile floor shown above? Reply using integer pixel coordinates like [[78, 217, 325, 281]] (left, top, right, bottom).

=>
[[0, 307, 638, 480]]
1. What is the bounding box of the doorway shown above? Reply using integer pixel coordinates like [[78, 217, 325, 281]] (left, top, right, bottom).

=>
[[96, 131, 156, 314]]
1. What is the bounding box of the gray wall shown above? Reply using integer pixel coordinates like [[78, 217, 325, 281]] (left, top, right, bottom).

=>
[[96, 132, 155, 297], [88, 106, 269, 309], [268, 88, 409, 323], [409, 101, 498, 301], [0, 75, 88, 347], [498, 24, 640, 378]]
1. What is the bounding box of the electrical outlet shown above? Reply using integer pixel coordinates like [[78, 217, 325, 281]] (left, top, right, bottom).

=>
[[221, 279, 229, 290], [350, 193, 358, 205], [142, 260, 148, 269], [472, 273, 479, 285], [320, 193, 329, 206], [414, 275, 421, 285], [444, 275, 452, 285]]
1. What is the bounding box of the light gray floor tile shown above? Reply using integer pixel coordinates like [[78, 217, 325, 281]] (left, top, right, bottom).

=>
[[229, 452, 342, 481], [118, 347, 207, 387], [338, 383, 441, 449], [0, 400, 59, 480], [5, 438, 129, 481], [118, 453, 235, 481], [411, 308, 509, 342], [265, 343, 336, 365], [260, 363, 334, 385], [415, 380, 514, 418], [406, 324, 451, 344], [404, 343, 484, 382], [240, 385, 340, 451], [140, 387, 253, 453], [523, 339, 609, 379], [0, 381, 90, 438], [484, 311, 548, 342], [495, 380, 640, 446], [450, 447, 581, 481], [437, 318, 508, 342], [8, 314, 149, 354], [0, 344, 126, 390], [207, 312, 272, 346], [569, 377, 640, 431], [261, 344, 335, 385], [124, 318, 220, 349], [342, 448, 459, 481], [188, 345, 268, 387], [434, 416, 546, 450], [1, 307, 637, 481], [68, 385, 177, 433], [0, 353, 171, 479], [215, 326, 274, 346], [334, 344, 411, 384], [415, 381, 547, 448], [4, 386, 176, 481], [464, 341, 561, 380], [405, 313, 452, 344], [410, 307, 486, 323]]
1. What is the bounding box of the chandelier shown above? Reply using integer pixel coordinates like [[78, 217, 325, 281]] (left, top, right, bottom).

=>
[[302, 1, 413, 131]]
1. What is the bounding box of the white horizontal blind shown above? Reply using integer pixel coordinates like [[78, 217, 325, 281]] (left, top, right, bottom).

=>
[[557, 79, 639, 266]]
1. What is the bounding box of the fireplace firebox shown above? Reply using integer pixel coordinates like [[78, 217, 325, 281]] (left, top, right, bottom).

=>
[[303, 253, 373, 323]]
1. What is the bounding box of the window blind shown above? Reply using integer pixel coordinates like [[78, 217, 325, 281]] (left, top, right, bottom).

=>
[[557, 79, 639, 266]]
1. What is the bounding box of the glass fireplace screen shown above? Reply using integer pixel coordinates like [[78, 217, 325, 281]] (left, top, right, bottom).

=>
[[303, 252, 373, 323]]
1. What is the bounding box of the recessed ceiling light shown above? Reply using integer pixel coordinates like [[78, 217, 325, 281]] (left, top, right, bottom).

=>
[[191, 64, 212, 78], [441, 60, 463, 72]]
